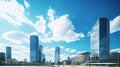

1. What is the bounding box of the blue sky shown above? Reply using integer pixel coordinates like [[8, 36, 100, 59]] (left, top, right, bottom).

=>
[[0, 0, 120, 62]]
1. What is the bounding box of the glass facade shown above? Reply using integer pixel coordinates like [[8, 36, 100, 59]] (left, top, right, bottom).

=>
[[91, 18, 109, 62], [55, 47, 60, 64], [38, 45, 43, 63], [6, 46, 11, 59], [30, 35, 39, 62], [0, 52, 5, 61]]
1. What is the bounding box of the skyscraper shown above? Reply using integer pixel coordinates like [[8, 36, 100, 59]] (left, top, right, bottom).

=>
[[6, 46, 11, 59], [30, 35, 39, 62], [42, 53, 45, 63], [55, 47, 60, 64], [0, 52, 5, 61], [90, 18, 110, 62], [38, 45, 43, 63]]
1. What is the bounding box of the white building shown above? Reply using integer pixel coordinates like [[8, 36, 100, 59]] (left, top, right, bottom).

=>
[[71, 52, 90, 64]]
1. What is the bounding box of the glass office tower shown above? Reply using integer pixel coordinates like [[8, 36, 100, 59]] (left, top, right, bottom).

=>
[[0, 52, 5, 61], [55, 47, 60, 64], [30, 35, 39, 62], [38, 45, 43, 63], [6, 46, 11, 59], [90, 18, 110, 62]]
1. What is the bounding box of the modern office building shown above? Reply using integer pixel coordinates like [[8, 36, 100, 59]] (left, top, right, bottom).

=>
[[30, 35, 39, 62], [6, 46, 11, 59], [38, 45, 43, 63], [42, 54, 45, 63], [43, 57, 46, 64], [41, 53, 46, 64], [6, 46, 12, 64], [55, 47, 60, 64], [109, 51, 120, 63], [0, 52, 5, 61], [90, 18, 110, 62], [71, 52, 90, 64]]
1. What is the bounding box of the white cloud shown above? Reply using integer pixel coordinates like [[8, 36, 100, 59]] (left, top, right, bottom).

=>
[[24, 0, 30, 9], [0, 43, 6, 52], [0, 0, 84, 43], [77, 51, 86, 54], [70, 49, 76, 53], [12, 45, 29, 61], [0, 0, 33, 26], [32, 8, 85, 43], [39, 32, 52, 43], [26, 12, 30, 15], [39, 37, 52, 43], [110, 48, 120, 53], [65, 48, 71, 52], [34, 16, 46, 34], [65, 48, 76, 53], [60, 54, 69, 61], [22, 8, 84, 43], [43, 47, 55, 54], [29, 32, 38, 36], [47, 8, 55, 22], [48, 11, 84, 42], [110, 15, 120, 33], [80, 33, 85, 38], [59, 46, 65, 49], [2, 31, 29, 44], [87, 31, 91, 37]]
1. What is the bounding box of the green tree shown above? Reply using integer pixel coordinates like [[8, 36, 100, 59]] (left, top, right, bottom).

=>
[[0, 60, 5, 64]]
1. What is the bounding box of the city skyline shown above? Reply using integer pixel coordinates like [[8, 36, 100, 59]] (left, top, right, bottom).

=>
[[0, 0, 120, 62]]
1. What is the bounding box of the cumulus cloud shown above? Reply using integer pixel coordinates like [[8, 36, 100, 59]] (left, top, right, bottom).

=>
[[34, 16, 46, 34], [2, 31, 29, 44], [48, 12, 84, 42], [47, 8, 55, 22], [29, 32, 38, 36], [33, 8, 84, 43], [0, 43, 6, 52], [110, 15, 120, 33], [70, 49, 76, 53], [65, 48, 76, 53], [0, 0, 33, 26], [59, 46, 65, 49], [60, 54, 69, 61], [44, 47, 55, 54], [39, 37, 52, 43], [87, 31, 91, 37], [0, 0, 84, 43], [80, 33, 85, 38], [24, 0, 30, 9], [65, 48, 71, 52], [12, 45, 29, 61]]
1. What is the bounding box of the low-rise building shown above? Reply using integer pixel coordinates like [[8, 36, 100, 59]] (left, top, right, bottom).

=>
[[0, 52, 5, 64], [71, 52, 90, 64], [109, 52, 120, 63]]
